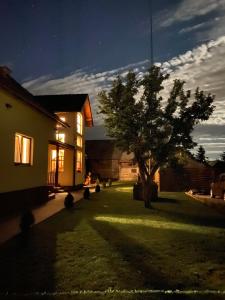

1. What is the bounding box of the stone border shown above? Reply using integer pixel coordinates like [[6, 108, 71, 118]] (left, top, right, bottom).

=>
[[186, 192, 225, 215]]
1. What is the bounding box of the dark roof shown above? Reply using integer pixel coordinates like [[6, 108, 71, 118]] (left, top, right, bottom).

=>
[[0, 66, 64, 124], [34, 94, 94, 127], [85, 140, 134, 161], [34, 94, 88, 112], [86, 140, 121, 160]]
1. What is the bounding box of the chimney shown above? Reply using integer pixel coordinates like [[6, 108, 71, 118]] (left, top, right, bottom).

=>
[[0, 66, 12, 77]]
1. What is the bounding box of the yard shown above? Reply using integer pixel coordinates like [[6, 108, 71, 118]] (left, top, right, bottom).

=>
[[0, 182, 225, 300]]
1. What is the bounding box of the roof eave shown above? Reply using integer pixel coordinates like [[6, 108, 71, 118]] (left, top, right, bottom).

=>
[[83, 95, 94, 127]]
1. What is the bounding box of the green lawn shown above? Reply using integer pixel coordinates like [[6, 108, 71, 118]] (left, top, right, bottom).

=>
[[0, 182, 225, 300]]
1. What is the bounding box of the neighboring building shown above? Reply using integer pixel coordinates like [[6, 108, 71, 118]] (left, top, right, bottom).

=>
[[208, 160, 225, 179], [34, 95, 93, 188], [86, 140, 214, 192], [85, 140, 138, 181], [0, 66, 93, 217], [155, 154, 214, 192]]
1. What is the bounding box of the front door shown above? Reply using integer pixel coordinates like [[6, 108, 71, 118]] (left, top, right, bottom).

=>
[[48, 144, 65, 186]]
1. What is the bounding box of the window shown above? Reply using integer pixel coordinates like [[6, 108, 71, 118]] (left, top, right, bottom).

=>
[[77, 135, 82, 148], [76, 150, 82, 172], [77, 112, 83, 135], [60, 116, 65, 122], [51, 149, 64, 172], [14, 133, 33, 165], [56, 132, 65, 143]]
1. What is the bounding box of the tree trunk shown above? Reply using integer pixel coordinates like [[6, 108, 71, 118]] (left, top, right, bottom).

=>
[[137, 160, 158, 208], [142, 177, 158, 208]]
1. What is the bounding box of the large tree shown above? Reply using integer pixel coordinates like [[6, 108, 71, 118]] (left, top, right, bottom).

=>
[[98, 66, 215, 208]]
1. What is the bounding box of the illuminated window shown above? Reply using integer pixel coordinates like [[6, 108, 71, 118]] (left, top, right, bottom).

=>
[[77, 112, 83, 135], [56, 132, 65, 143], [51, 149, 64, 172], [14, 133, 33, 164], [60, 116, 65, 122], [77, 135, 82, 148], [76, 150, 82, 172]]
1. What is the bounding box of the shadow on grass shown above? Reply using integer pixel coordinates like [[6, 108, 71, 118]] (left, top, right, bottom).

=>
[[89, 218, 225, 300], [1, 185, 225, 300], [90, 219, 186, 291], [156, 197, 178, 204], [0, 201, 85, 294]]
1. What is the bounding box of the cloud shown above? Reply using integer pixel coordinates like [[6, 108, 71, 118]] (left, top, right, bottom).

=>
[[23, 36, 225, 127], [159, 36, 225, 126], [179, 22, 208, 35], [23, 60, 148, 124], [23, 35, 225, 159], [178, 18, 222, 35], [203, 16, 225, 40], [192, 124, 225, 159], [160, 0, 225, 28]]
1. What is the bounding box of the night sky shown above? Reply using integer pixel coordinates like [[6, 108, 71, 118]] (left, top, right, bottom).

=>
[[1, 0, 225, 159]]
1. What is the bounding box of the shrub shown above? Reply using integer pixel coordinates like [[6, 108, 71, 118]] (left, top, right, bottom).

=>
[[64, 192, 74, 209], [83, 187, 90, 199], [20, 210, 35, 233], [95, 184, 100, 192]]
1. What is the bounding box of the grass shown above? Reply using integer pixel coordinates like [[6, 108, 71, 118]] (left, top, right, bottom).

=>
[[0, 182, 225, 300]]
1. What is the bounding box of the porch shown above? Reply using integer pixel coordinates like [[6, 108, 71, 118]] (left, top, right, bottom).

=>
[[48, 142, 75, 189]]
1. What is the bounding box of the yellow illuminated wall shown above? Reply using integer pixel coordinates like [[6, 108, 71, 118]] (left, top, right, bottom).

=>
[[56, 111, 86, 186], [0, 88, 55, 193]]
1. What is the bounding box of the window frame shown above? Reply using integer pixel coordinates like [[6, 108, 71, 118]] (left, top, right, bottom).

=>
[[14, 133, 33, 166], [51, 149, 65, 172], [56, 132, 65, 143], [76, 150, 82, 173]]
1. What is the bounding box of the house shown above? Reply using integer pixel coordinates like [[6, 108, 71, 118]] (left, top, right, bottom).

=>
[[85, 140, 138, 181], [34, 94, 93, 189], [0, 66, 93, 217]]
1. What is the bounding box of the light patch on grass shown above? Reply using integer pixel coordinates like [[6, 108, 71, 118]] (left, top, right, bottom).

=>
[[94, 216, 225, 235], [115, 187, 133, 192]]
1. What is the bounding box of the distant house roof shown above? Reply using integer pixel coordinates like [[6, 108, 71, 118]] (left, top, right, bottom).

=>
[[86, 140, 134, 161], [0, 66, 65, 125], [34, 94, 93, 127], [208, 160, 225, 169]]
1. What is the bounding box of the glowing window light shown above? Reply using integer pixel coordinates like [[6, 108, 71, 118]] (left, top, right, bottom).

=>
[[51, 149, 64, 172], [14, 133, 32, 164], [56, 132, 65, 143], [77, 112, 83, 135], [76, 150, 82, 172], [77, 135, 82, 148]]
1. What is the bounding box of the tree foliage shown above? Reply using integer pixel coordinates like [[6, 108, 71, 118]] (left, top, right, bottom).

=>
[[220, 151, 225, 162], [196, 145, 207, 163], [98, 66, 215, 206]]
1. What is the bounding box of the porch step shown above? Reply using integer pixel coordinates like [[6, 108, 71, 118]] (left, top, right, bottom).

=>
[[48, 192, 56, 200], [53, 186, 65, 193]]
